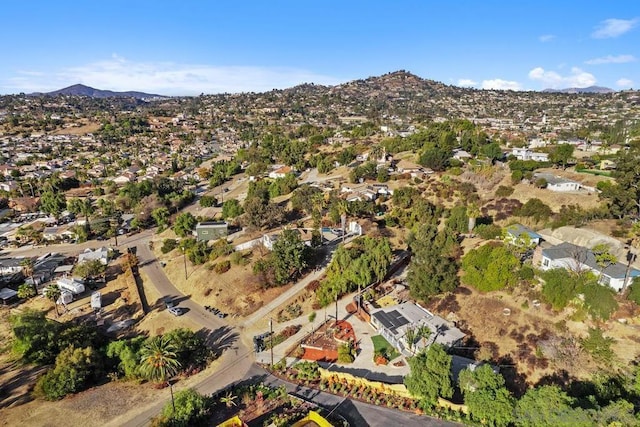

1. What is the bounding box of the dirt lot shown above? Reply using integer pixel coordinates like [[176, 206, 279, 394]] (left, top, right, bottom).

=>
[[426, 284, 640, 389], [151, 235, 291, 324]]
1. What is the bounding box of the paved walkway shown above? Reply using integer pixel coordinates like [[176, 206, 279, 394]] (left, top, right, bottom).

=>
[[255, 291, 410, 381]]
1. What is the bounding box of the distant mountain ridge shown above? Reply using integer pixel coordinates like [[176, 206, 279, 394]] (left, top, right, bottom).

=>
[[30, 84, 166, 99], [542, 86, 614, 94]]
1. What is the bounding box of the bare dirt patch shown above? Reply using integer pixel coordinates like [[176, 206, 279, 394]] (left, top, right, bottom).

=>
[[427, 286, 596, 385], [152, 242, 291, 323]]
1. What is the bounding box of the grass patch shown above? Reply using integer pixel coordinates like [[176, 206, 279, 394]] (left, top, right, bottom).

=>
[[371, 335, 400, 360], [575, 168, 612, 177]]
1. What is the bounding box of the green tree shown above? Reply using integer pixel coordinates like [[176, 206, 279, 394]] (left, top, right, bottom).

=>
[[139, 336, 181, 383], [539, 268, 583, 310], [261, 229, 312, 285], [591, 243, 617, 282], [151, 207, 170, 230], [459, 364, 515, 427], [74, 259, 107, 279], [10, 309, 61, 364], [516, 198, 553, 222], [581, 327, 615, 365], [404, 344, 453, 407], [407, 225, 460, 300], [461, 243, 521, 292], [40, 188, 67, 218], [602, 147, 640, 217], [20, 257, 35, 293], [198, 195, 217, 207], [550, 144, 575, 170], [221, 198, 243, 219], [515, 385, 592, 427], [158, 388, 209, 427], [34, 346, 100, 401], [17, 283, 37, 299], [173, 212, 197, 238], [482, 142, 503, 164], [106, 337, 146, 379]]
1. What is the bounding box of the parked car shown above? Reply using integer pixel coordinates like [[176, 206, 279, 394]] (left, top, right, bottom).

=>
[[164, 297, 175, 309], [167, 306, 184, 316]]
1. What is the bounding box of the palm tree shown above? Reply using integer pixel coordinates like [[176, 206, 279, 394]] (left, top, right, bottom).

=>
[[220, 391, 238, 408], [416, 325, 432, 349], [139, 336, 181, 383], [45, 284, 61, 316], [405, 327, 417, 355], [20, 258, 35, 294]]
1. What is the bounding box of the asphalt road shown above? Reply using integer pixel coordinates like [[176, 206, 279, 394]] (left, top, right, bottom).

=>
[[249, 364, 458, 427], [6, 224, 456, 426]]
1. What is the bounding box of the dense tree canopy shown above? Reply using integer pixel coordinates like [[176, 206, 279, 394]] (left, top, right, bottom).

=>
[[407, 224, 460, 300], [461, 243, 521, 292], [404, 344, 453, 407]]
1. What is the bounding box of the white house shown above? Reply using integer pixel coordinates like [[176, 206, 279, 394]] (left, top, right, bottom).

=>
[[268, 165, 292, 179], [77, 247, 109, 266], [370, 302, 465, 356], [540, 242, 640, 291], [534, 173, 581, 192], [512, 148, 549, 162]]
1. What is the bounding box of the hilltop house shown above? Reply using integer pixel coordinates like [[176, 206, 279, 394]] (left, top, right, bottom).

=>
[[534, 173, 581, 192], [540, 242, 640, 291], [512, 148, 549, 162], [370, 302, 465, 356], [504, 224, 542, 246]]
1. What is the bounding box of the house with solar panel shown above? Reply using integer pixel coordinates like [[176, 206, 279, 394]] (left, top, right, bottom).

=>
[[370, 302, 465, 356]]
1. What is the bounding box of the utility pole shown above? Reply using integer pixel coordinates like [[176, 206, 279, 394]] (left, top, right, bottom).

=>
[[182, 247, 188, 280], [269, 318, 274, 367], [168, 380, 175, 415], [335, 292, 338, 326]]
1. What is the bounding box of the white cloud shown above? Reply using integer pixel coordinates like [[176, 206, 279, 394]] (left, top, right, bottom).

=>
[[592, 18, 639, 39], [481, 79, 522, 91], [538, 34, 555, 42], [616, 78, 634, 88], [0, 56, 346, 95], [585, 54, 636, 65], [528, 66, 597, 88], [457, 78, 477, 87]]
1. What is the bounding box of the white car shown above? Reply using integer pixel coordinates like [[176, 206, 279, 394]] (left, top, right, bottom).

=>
[[167, 307, 185, 316]]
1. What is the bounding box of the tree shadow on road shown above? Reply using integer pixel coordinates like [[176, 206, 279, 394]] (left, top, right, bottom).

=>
[[198, 326, 239, 358]]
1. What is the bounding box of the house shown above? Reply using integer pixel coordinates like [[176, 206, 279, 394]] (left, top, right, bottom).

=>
[[600, 160, 617, 170], [0, 287, 18, 305], [268, 165, 292, 179], [370, 302, 465, 356], [42, 225, 76, 242], [540, 242, 640, 291], [534, 173, 581, 192], [78, 247, 109, 266], [0, 181, 18, 193], [195, 221, 228, 242], [0, 257, 26, 275], [113, 172, 136, 185], [504, 224, 542, 246], [9, 197, 39, 213], [512, 148, 549, 162], [452, 149, 473, 161]]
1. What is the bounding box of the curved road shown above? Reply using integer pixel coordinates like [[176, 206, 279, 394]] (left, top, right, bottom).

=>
[[8, 228, 452, 426]]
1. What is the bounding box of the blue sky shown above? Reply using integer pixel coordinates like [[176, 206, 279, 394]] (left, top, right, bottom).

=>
[[1, 1, 638, 95]]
